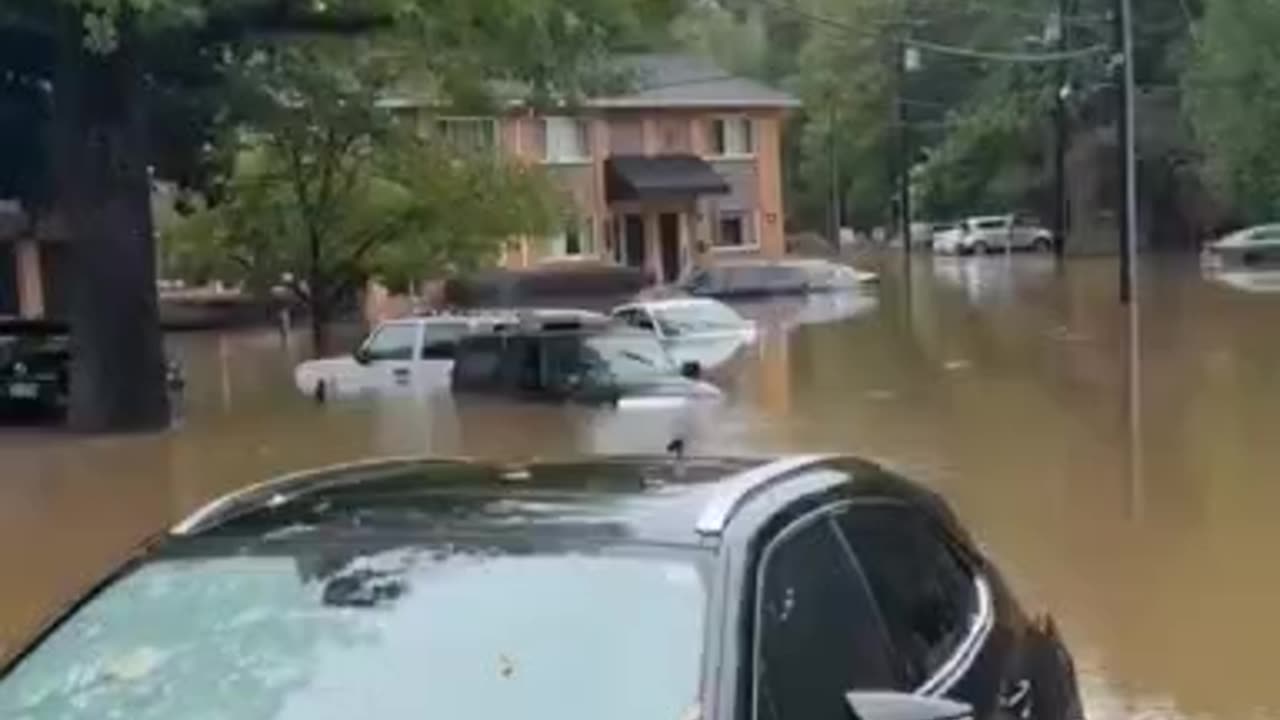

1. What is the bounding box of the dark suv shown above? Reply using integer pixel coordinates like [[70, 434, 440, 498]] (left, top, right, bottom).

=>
[[452, 325, 721, 408], [0, 455, 1082, 720]]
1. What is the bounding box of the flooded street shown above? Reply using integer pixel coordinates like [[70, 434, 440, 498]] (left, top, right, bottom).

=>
[[4, 255, 1280, 719]]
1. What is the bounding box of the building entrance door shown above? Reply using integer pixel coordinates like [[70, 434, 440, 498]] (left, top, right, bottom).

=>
[[659, 213, 681, 284], [622, 214, 646, 269]]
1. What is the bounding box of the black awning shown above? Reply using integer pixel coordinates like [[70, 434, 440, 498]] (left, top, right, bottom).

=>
[[605, 154, 730, 202]]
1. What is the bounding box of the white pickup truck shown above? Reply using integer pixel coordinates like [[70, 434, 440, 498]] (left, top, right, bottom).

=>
[[293, 310, 608, 400], [293, 316, 494, 400]]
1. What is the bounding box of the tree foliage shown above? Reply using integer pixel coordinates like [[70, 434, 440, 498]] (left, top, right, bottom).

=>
[[163, 41, 565, 353], [0, 0, 677, 429], [1185, 0, 1280, 222]]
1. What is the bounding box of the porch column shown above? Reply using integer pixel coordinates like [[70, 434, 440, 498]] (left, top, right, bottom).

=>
[[644, 211, 661, 283], [16, 239, 44, 318]]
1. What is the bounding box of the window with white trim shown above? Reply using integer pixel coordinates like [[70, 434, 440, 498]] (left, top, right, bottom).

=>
[[715, 212, 756, 248], [709, 116, 755, 157], [543, 116, 591, 163], [435, 117, 497, 153], [546, 218, 596, 257]]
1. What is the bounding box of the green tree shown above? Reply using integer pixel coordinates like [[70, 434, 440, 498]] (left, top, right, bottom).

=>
[[0, 0, 675, 431], [1185, 0, 1280, 222], [166, 42, 564, 354]]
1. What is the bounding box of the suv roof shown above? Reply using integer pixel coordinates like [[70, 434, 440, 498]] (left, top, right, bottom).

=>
[[171, 455, 888, 547]]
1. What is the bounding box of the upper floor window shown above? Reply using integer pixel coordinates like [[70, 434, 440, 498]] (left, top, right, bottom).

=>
[[543, 116, 591, 163], [709, 116, 755, 157], [435, 117, 497, 153]]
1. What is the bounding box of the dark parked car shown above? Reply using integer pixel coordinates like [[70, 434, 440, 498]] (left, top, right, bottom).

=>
[[684, 258, 878, 298], [0, 455, 1083, 720], [0, 320, 184, 421], [0, 320, 70, 419], [452, 324, 721, 408]]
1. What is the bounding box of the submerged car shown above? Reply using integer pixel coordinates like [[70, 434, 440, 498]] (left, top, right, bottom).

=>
[[293, 310, 605, 400], [0, 320, 69, 418], [934, 216, 1053, 255], [611, 298, 757, 372], [452, 324, 721, 409], [683, 258, 877, 298], [1202, 224, 1280, 271], [0, 320, 183, 421], [0, 455, 1084, 720]]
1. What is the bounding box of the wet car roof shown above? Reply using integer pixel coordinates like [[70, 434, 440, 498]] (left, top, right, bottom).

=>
[[176, 457, 768, 549]]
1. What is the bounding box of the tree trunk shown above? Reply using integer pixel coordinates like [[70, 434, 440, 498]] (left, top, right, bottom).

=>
[[310, 299, 331, 358], [55, 23, 170, 432]]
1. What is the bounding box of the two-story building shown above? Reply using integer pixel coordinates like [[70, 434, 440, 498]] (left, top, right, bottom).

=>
[[431, 54, 800, 284]]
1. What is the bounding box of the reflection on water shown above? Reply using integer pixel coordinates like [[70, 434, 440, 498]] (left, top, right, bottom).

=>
[[2, 256, 1280, 719]]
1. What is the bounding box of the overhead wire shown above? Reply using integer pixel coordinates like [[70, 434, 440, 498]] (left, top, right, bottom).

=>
[[755, 0, 1110, 65]]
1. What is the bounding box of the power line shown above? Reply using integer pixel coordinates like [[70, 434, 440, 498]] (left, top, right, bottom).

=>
[[755, 0, 1110, 65], [905, 37, 1109, 63]]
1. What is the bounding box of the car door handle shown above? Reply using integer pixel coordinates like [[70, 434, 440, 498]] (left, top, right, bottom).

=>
[[393, 368, 410, 376]]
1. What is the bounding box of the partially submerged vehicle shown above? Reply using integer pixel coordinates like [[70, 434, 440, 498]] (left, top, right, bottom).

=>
[[0, 455, 1084, 720], [0, 319, 183, 421], [1202, 224, 1280, 271], [452, 323, 721, 409], [683, 258, 877, 298], [611, 297, 757, 372], [293, 309, 605, 400]]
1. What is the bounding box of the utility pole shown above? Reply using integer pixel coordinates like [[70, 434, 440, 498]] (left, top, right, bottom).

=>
[[1052, 0, 1074, 260], [897, 39, 913, 265], [828, 102, 841, 250], [1114, 0, 1138, 304]]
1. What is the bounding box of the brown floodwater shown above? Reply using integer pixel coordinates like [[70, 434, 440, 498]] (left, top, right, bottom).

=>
[[3, 255, 1279, 719]]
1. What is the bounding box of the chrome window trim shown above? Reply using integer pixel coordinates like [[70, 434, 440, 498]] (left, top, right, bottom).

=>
[[914, 574, 994, 697], [694, 455, 834, 536]]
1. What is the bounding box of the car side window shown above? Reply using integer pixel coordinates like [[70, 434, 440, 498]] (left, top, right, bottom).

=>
[[618, 309, 656, 331], [754, 508, 898, 720], [420, 322, 468, 360], [362, 324, 418, 362], [832, 503, 977, 689]]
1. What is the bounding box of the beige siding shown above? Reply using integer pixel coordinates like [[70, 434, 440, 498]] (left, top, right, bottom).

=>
[[710, 160, 760, 212], [655, 115, 692, 154], [608, 116, 645, 155], [754, 113, 786, 258]]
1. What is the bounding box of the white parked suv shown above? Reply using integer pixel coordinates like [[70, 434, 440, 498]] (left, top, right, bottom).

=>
[[934, 215, 1054, 255]]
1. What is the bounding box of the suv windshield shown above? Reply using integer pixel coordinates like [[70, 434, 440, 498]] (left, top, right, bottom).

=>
[[581, 333, 677, 385], [0, 548, 707, 720]]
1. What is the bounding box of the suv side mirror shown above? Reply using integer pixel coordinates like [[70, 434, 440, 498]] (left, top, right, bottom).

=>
[[845, 692, 973, 720], [354, 348, 372, 366], [679, 361, 702, 380]]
